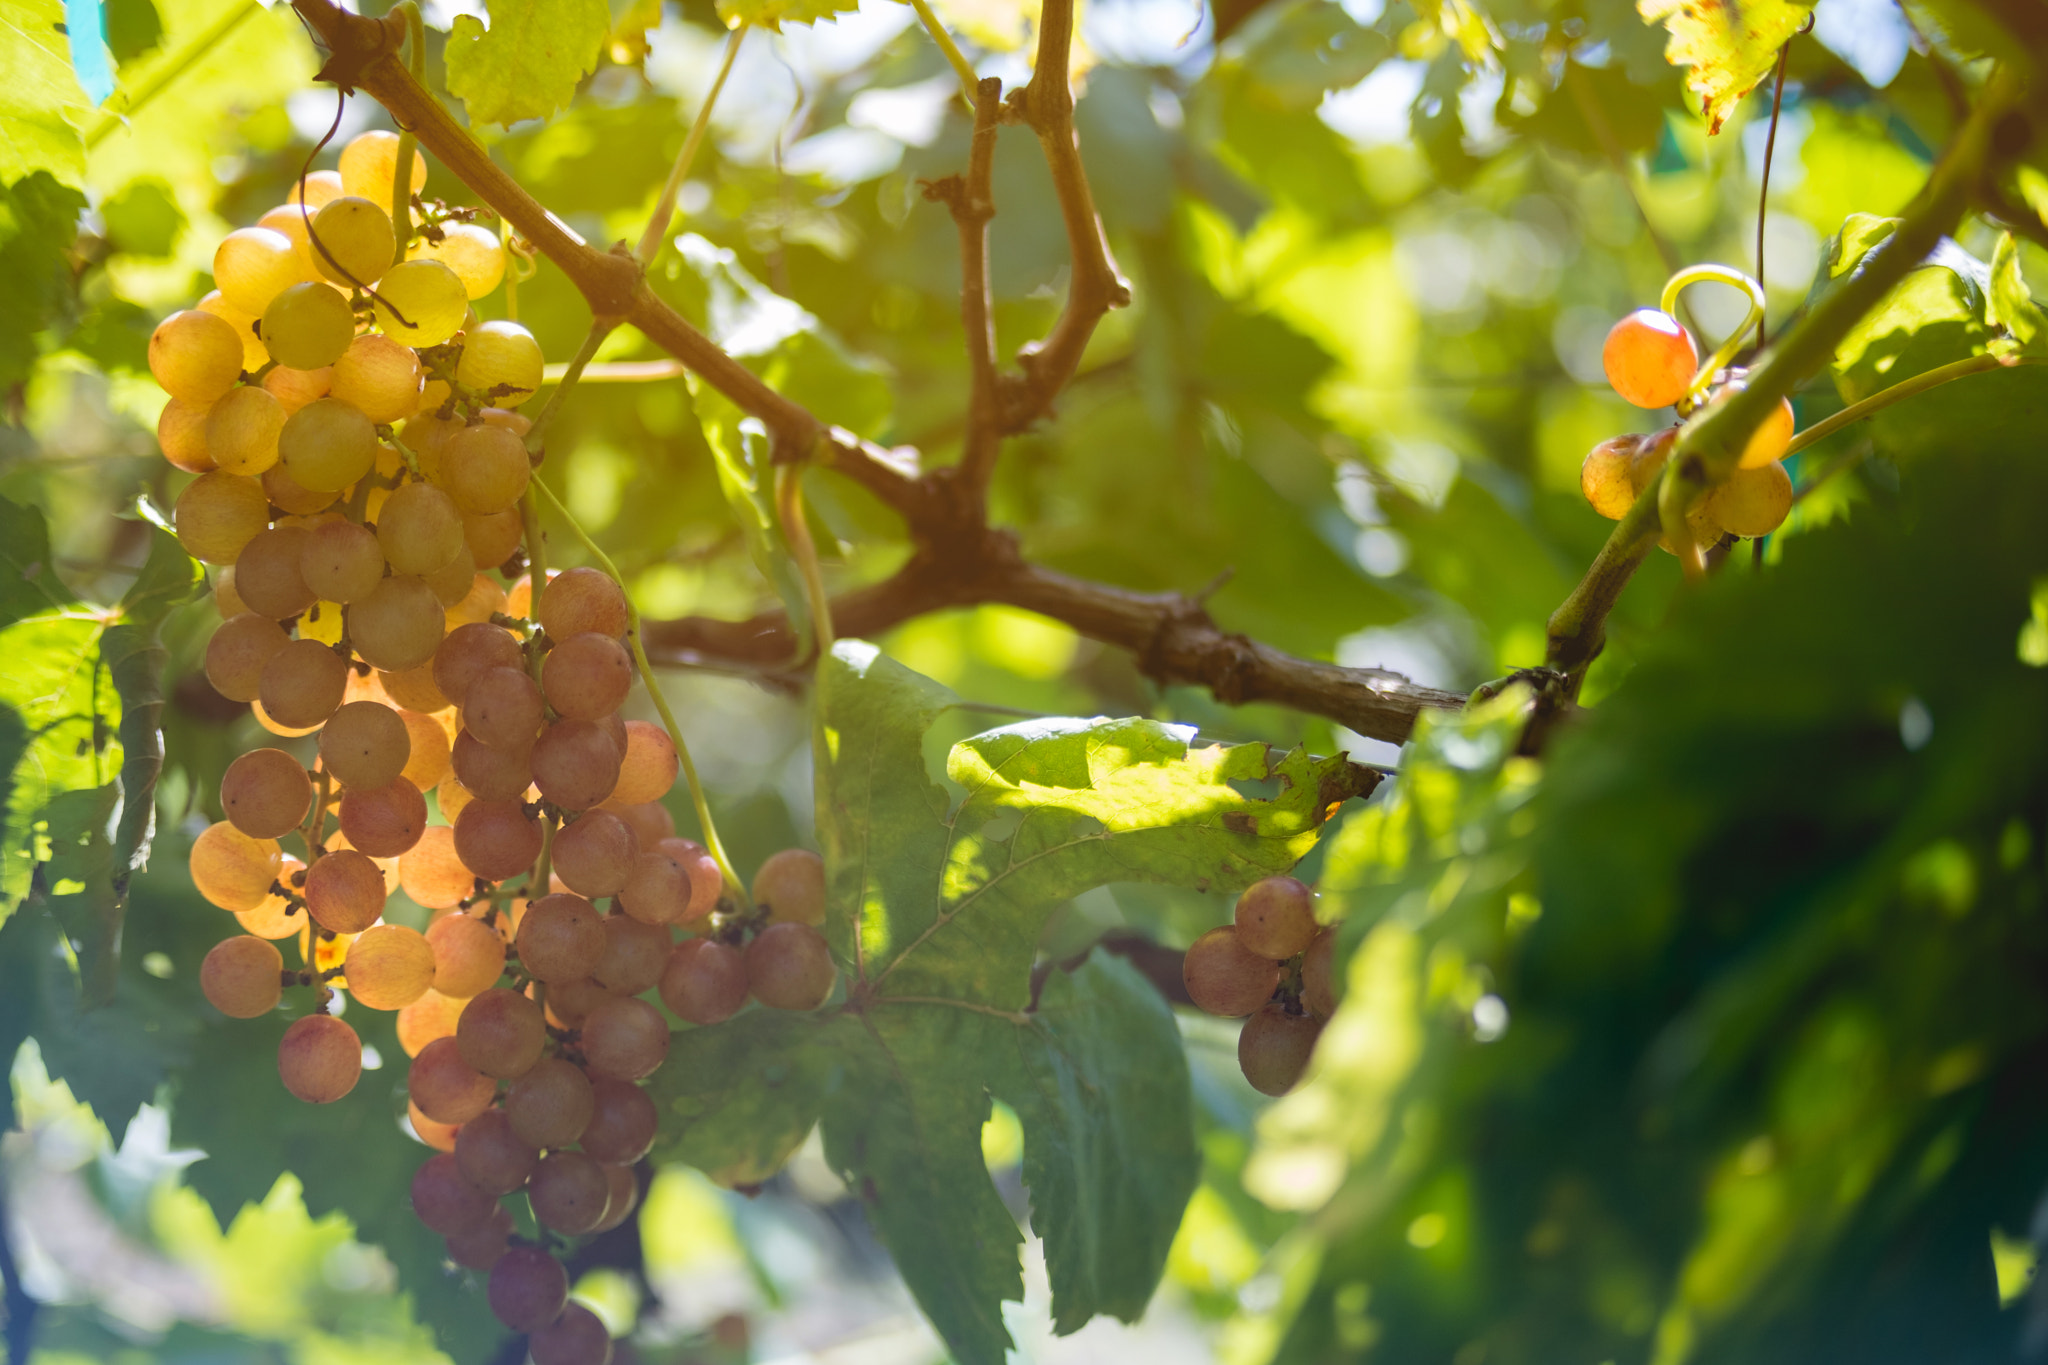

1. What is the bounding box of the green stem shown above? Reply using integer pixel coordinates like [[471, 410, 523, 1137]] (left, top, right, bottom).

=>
[[635, 22, 748, 267], [390, 2, 426, 263], [528, 475, 745, 906], [1790, 353, 2034, 501], [775, 461, 835, 654], [527, 321, 613, 449], [906, 0, 980, 103], [1659, 263, 1766, 407], [86, 0, 261, 147]]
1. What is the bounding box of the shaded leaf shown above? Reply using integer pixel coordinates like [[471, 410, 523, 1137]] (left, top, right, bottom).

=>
[[0, 492, 74, 630], [650, 1010, 837, 1185], [443, 0, 610, 128]]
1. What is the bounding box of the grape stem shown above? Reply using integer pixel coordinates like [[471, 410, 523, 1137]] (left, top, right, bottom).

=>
[[634, 22, 748, 268], [905, 0, 981, 105], [527, 322, 613, 449], [389, 2, 425, 264], [774, 460, 835, 655], [1659, 264, 1767, 410], [1790, 352, 2037, 502], [528, 474, 747, 908]]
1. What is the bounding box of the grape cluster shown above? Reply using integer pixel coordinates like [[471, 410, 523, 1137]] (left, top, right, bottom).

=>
[[160, 132, 839, 1362], [1583, 307, 1796, 550], [1181, 877, 1335, 1096]]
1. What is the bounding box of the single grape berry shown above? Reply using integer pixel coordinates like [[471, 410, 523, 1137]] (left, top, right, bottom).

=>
[[1182, 926, 1280, 1018], [515, 894, 608, 983], [1602, 308, 1698, 409], [529, 1302, 614, 1365], [278, 1013, 363, 1104], [189, 820, 284, 912], [1300, 928, 1337, 1019], [1233, 876, 1317, 961], [200, 936, 284, 1018], [589, 1161, 640, 1234], [1237, 1004, 1323, 1097], [660, 938, 749, 1025], [410, 1152, 496, 1236], [746, 923, 837, 1011], [409, 1035, 498, 1125], [424, 910, 507, 998], [456, 986, 547, 1079], [551, 810, 640, 899], [1580, 434, 1641, 521], [345, 923, 437, 1010], [580, 996, 670, 1080], [591, 915, 669, 997], [219, 748, 314, 840], [1707, 459, 1793, 538], [444, 1203, 514, 1272], [579, 1076, 658, 1165], [753, 848, 827, 926], [505, 1056, 596, 1150], [456, 1107, 539, 1197], [487, 1245, 569, 1332]]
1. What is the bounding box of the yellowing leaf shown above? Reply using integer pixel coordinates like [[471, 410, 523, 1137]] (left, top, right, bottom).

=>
[[714, 0, 862, 34], [443, 0, 611, 128], [1639, 0, 1812, 134]]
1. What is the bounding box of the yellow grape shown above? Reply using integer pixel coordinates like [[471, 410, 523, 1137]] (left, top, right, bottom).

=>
[[444, 572, 509, 630], [538, 566, 628, 640], [262, 281, 356, 371], [149, 309, 246, 404], [300, 519, 386, 603], [409, 1100, 461, 1153], [280, 397, 378, 493], [278, 1013, 362, 1104], [609, 721, 677, 806], [351, 575, 447, 672], [174, 471, 269, 565], [256, 204, 319, 279], [436, 772, 476, 827], [339, 129, 428, 213], [423, 545, 478, 610], [258, 638, 349, 729], [330, 333, 424, 423], [455, 321, 543, 407], [753, 848, 826, 927], [220, 747, 314, 840], [371, 259, 467, 347], [214, 226, 304, 316], [378, 481, 466, 576], [611, 801, 674, 848], [262, 363, 334, 416], [409, 223, 506, 300], [235, 857, 306, 939], [433, 423, 529, 516], [288, 170, 347, 209], [426, 910, 506, 996], [1706, 381, 1798, 470], [199, 386, 280, 480], [381, 662, 452, 715], [320, 699, 412, 789], [540, 633, 632, 722], [1707, 460, 1794, 537], [201, 936, 284, 1018], [345, 923, 436, 1009], [190, 821, 284, 912], [397, 989, 463, 1057], [157, 398, 214, 473], [304, 848, 389, 934], [196, 290, 270, 372], [204, 612, 286, 702], [401, 827, 473, 911], [400, 708, 453, 791], [309, 196, 395, 288], [1579, 434, 1639, 521]]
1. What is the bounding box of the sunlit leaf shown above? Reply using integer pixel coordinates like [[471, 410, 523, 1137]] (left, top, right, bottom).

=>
[[443, 0, 611, 128], [715, 0, 862, 32], [1638, 0, 1812, 133], [0, 0, 88, 186]]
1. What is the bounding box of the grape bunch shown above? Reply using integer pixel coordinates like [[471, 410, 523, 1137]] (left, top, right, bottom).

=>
[[1181, 876, 1336, 1096], [158, 131, 840, 1363], [1581, 306, 1796, 550]]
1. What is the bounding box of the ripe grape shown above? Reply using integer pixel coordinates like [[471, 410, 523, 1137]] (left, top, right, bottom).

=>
[[530, 1302, 613, 1365], [456, 986, 547, 1078], [220, 748, 313, 840], [346, 922, 436, 1009], [339, 129, 429, 213], [377, 482, 465, 576], [456, 320, 544, 406], [1235, 876, 1317, 961], [452, 729, 536, 802], [232, 526, 316, 620], [299, 520, 385, 604], [278, 1013, 362, 1103], [506, 1056, 595, 1149], [662, 837, 725, 920], [214, 226, 304, 316], [552, 810, 639, 898], [327, 828, 402, 894], [175, 471, 270, 565], [1580, 434, 1641, 521], [612, 801, 674, 849], [444, 1203, 514, 1271], [212, 567, 250, 617], [338, 776, 428, 858], [538, 567, 629, 641], [410, 1152, 495, 1235], [433, 622, 522, 706], [659, 938, 748, 1025], [397, 989, 463, 1057], [423, 544, 479, 609], [456, 1107, 538, 1196], [1627, 426, 1679, 497], [409, 1035, 498, 1124], [262, 363, 334, 417], [599, 726, 674, 811], [408, 1099, 461, 1153], [235, 858, 306, 939], [304, 848, 389, 934], [531, 719, 622, 811], [1237, 1003, 1322, 1097], [320, 700, 411, 789], [436, 423, 530, 515], [331, 333, 425, 423], [1702, 380, 1797, 469], [255, 203, 317, 278], [463, 508, 524, 572], [156, 398, 214, 472], [516, 895, 607, 983], [150, 309, 247, 404], [190, 820, 285, 913], [437, 775, 477, 827], [252, 697, 323, 739], [589, 1163, 639, 1237], [351, 575, 446, 672], [1182, 926, 1279, 1017], [1602, 308, 1698, 409], [201, 384, 285, 477], [454, 799, 543, 881], [1707, 459, 1793, 538], [1301, 928, 1337, 1018], [279, 397, 378, 492], [404, 830, 473, 914], [462, 666, 544, 750], [268, 467, 338, 521], [580, 996, 668, 1079], [579, 1076, 657, 1164], [487, 1245, 568, 1332], [427, 910, 508, 997], [206, 613, 289, 702], [528, 1151, 609, 1234], [541, 633, 633, 721], [746, 923, 836, 1011], [308, 196, 395, 287], [372, 258, 468, 347], [410, 222, 506, 299], [753, 849, 827, 927], [261, 281, 355, 370], [375, 666, 446, 720], [289, 170, 346, 209], [201, 936, 284, 1017]]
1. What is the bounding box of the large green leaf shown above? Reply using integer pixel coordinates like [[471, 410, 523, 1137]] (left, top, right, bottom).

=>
[[0, 614, 112, 909], [654, 641, 1371, 1363], [0, 0, 87, 187], [443, 0, 610, 128]]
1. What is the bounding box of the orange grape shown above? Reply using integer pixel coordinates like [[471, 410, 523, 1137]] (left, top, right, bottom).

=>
[[1182, 926, 1279, 1017], [201, 935, 284, 1017], [1602, 308, 1697, 409], [278, 1013, 362, 1103]]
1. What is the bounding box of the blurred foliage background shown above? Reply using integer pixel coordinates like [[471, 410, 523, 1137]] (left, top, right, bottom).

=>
[[4, 0, 2048, 1359]]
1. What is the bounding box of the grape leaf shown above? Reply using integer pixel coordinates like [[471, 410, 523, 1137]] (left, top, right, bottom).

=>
[[0, 615, 113, 910], [713, 0, 861, 33], [1988, 231, 2047, 358], [443, 0, 610, 128], [0, 0, 88, 187], [1638, 0, 1812, 134], [0, 492, 73, 630], [655, 641, 1373, 1363]]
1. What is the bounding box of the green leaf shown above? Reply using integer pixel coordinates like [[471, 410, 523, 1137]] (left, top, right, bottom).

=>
[[103, 0, 162, 64], [691, 397, 813, 653], [119, 519, 203, 627], [1987, 231, 2047, 358], [0, 171, 84, 385], [712, 0, 860, 33], [99, 175, 182, 256], [1821, 213, 1993, 400], [1637, 0, 1812, 134], [650, 1010, 837, 1185], [0, 492, 75, 630], [39, 782, 121, 1003], [0, 615, 112, 911], [443, 0, 610, 128], [1508, 62, 1675, 160], [0, 0, 88, 187]]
